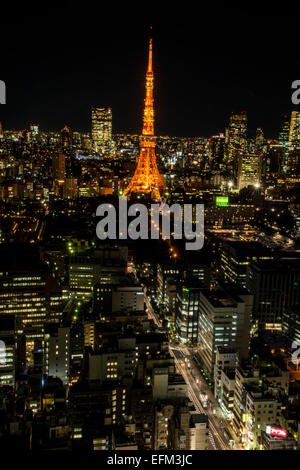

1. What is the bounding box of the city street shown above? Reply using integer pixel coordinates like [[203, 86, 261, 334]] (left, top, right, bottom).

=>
[[143, 288, 241, 450], [170, 346, 232, 450], [170, 345, 245, 450]]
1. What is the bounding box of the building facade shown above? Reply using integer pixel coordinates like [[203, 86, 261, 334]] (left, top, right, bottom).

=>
[[91, 107, 112, 156]]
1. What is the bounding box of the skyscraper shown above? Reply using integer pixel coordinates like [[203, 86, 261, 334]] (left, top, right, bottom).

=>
[[123, 38, 165, 200], [208, 133, 226, 168], [288, 111, 300, 149], [60, 125, 72, 148], [52, 152, 66, 181], [237, 153, 261, 190], [246, 258, 300, 330], [225, 112, 247, 177], [0, 245, 64, 362], [175, 285, 202, 344], [91, 107, 112, 156], [29, 124, 39, 135], [287, 111, 300, 180], [279, 115, 290, 172]]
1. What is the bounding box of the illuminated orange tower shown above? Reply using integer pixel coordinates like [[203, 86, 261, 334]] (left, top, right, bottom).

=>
[[123, 38, 165, 200]]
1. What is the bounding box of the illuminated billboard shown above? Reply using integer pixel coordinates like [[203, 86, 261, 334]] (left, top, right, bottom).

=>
[[266, 425, 287, 438], [216, 196, 229, 207]]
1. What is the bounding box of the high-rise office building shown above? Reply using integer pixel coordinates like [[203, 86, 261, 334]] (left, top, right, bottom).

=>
[[263, 144, 285, 183], [237, 153, 261, 190], [52, 152, 66, 181], [0, 245, 64, 361], [197, 289, 252, 376], [247, 258, 300, 330], [288, 111, 300, 149], [287, 111, 300, 180], [279, 115, 290, 173], [255, 127, 264, 146], [29, 123, 39, 135], [220, 240, 273, 288], [208, 133, 226, 167], [60, 125, 72, 148], [63, 177, 78, 199], [0, 315, 16, 388], [225, 112, 247, 176], [175, 285, 202, 344], [69, 247, 127, 299], [91, 107, 112, 156]]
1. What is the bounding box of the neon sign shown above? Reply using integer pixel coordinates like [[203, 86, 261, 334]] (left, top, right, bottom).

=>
[[266, 425, 287, 438]]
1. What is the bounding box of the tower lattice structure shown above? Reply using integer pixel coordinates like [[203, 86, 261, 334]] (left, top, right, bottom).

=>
[[123, 38, 165, 200]]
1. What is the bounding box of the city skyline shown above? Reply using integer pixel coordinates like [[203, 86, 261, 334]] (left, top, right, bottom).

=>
[[1, 4, 300, 454], [1, 10, 300, 137]]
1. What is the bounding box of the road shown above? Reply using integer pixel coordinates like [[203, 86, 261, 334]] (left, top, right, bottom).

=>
[[144, 287, 161, 327], [169, 346, 233, 450], [142, 284, 243, 450]]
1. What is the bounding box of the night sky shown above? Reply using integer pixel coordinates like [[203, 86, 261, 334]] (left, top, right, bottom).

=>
[[0, 4, 299, 138]]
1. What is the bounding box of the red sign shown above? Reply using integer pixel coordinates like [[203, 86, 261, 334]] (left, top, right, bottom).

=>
[[266, 426, 287, 438]]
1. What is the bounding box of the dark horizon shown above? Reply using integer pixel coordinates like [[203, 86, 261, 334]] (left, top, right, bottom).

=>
[[0, 5, 299, 138]]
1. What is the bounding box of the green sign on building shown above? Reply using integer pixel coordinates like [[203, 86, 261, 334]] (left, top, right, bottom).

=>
[[216, 196, 229, 207]]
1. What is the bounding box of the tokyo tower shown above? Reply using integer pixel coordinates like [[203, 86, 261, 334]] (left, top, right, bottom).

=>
[[123, 38, 165, 200]]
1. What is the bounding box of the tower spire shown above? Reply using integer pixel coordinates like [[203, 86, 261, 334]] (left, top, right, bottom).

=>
[[123, 38, 165, 200], [142, 38, 154, 137], [147, 38, 153, 73]]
